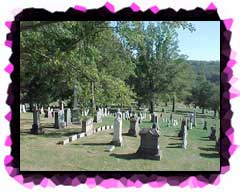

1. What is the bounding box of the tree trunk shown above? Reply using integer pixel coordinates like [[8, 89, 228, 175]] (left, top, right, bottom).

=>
[[165, 102, 168, 107], [214, 110, 217, 118], [90, 81, 96, 114], [150, 100, 154, 113], [202, 108, 204, 114], [172, 95, 176, 112]]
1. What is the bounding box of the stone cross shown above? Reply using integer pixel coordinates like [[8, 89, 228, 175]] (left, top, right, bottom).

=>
[[111, 108, 123, 146]]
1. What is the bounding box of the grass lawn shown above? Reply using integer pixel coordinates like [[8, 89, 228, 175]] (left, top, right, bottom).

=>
[[20, 106, 220, 171]]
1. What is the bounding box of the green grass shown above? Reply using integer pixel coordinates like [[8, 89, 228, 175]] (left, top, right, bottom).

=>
[[20, 106, 220, 171]]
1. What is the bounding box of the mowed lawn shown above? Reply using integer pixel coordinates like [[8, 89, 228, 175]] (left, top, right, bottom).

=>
[[20, 107, 220, 171]]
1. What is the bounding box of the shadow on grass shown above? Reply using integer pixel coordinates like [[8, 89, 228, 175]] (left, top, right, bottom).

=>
[[199, 138, 210, 141], [110, 153, 139, 160], [166, 145, 182, 149], [39, 131, 81, 138], [163, 135, 179, 138], [199, 147, 217, 152], [170, 137, 182, 141], [80, 142, 111, 146], [200, 153, 219, 158]]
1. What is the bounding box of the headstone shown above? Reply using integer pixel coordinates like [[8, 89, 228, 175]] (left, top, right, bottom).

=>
[[127, 116, 139, 137], [20, 104, 22, 113], [94, 111, 102, 123], [72, 108, 81, 124], [125, 111, 130, 120], [136, 123, 161, 160], [189, 113, 194, 129], [203, 120, 207, 130], [64, 108, 72, 126], [178, 118, 187, 138], [138, 112, 143, 124], [55, 110, 66, 129], [209, 127, 216, 140], [111, 108, 123, 146], [82, 118, 94, 136], [22, 104, 26, 113], [182, 124, 187, 149], [31, 108, 44, 134], [104, 108, 108, 116], [40, 107, 44, 115]]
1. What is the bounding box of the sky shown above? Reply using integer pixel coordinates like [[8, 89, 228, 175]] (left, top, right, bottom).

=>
[[176, 21, 220, 61]]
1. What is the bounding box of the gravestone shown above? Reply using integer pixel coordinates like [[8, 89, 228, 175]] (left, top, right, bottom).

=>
[[136, 123, 161, 160], [82, 118, 94, 136], [209, 127, 216, 140], [203, 120, 207, 130], [151, 112, 157, 122], [138, 112, 143, 124], [31, 108, 44, 134], [125, 111, 130, 120], [20, 104, 22, 113], [40, 107, 44, 115], [22, 104, 26, 113], [111, 109, 123, 146], [64, 108, 72, 126], [178, 118, 187, 138], [189, 113, 194, 129], [55, 110, 66, 129], [182, 124, 187, 149], [94, 111, 102, 123], [104, 108, 108, 116], [127, 116, 139, 137]]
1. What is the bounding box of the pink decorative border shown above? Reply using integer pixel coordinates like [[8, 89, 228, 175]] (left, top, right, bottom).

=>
[[4, 2, 239, 189]]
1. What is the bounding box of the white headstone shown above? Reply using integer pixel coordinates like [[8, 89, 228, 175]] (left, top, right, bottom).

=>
[[111, 108, 123, 146], [40, 107, 44, 114], [20, 104, 22, 113], [22, 104, 26, 113], [182, 125, 187, 149]]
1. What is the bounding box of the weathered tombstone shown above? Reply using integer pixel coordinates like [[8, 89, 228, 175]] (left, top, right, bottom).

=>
[[64, 108, 72, 126], [31, 107, 44, 134], [209, 127, 216, 140], [94, 111, 102, 123], [22, 104, 26, 113], [138, 112, 143, 124], [151, 112, 157, 122], [178, 118, 187, 138], [40, 107, 44, 115], [189, 113, 194, 129], [125, 111, 130, 120], [20, 104, 22, 113], [136, 123, 161, 160], [82, 118, 94, 136], [127, 116, 139, 137], [104, 108, 108, 116], [55, 110, 66, 129], [111, 108, 123, 146], [182, 124, 187, 149], [203, 120, 207, 130]]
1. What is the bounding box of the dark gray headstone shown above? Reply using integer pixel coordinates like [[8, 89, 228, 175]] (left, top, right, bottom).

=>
[[209, 127, 216, 140], [136, 123, 160, 160], [127, 116, 139, 137], [31, 110, 44, 134], [178, 118, 187, 138], [72, 108, 81, 124], [54, 110, 66, 129]]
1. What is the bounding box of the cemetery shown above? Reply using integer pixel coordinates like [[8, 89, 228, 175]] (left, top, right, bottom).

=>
[[20, 21, 220, 171]]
